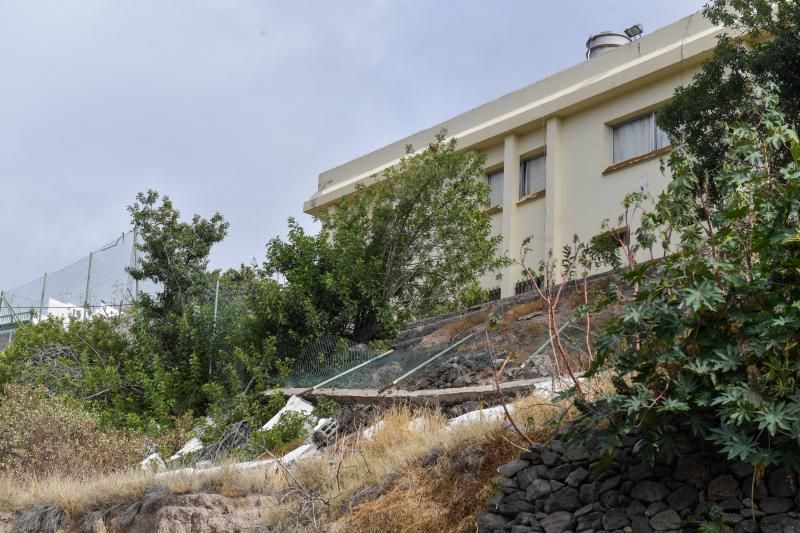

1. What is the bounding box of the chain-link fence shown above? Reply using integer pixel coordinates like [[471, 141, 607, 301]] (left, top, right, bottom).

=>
[[0, 231, 145, 326], [283, 335, 382, 388], [326, 341, 454, 390], [283, 331, 476, 391], [515, 317, 598, 380]]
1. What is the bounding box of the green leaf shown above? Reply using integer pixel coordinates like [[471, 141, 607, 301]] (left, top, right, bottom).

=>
[[709, 424, 759, 462], [711, 345, 741, 372], [791, 141, 800, 164], [756, 402, 798, 437], [683, 280, 725, 313]]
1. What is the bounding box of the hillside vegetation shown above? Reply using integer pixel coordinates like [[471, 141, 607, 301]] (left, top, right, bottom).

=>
[[2, 1, 800, 531]]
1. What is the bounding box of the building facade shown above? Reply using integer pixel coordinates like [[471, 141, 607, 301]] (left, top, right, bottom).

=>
[[304, 12, 722, 299]]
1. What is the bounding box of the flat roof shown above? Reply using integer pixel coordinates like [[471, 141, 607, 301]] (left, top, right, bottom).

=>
[[306, 11, 721, 215]]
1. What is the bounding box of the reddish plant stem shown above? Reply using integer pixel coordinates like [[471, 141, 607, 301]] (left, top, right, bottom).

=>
[[485, 330, 534, 446]]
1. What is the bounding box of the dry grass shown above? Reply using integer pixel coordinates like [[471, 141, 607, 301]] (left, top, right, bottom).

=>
[[0, 391, 575, 532], [333, 427, 552, 533], [0, 471, 153, 516], [437, 311, 488, 339], [502, 298, 548, 322], [0, 385, 147, 480], [327, 395, 567, 533]]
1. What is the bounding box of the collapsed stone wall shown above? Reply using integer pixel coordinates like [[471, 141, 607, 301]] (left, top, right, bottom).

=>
[[480, 434, 800, 533], [401, 349, 551, 391]]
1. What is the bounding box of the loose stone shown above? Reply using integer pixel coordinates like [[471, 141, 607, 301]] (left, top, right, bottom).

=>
[[768, 468, 797, 498], [649, 509, 681, 531], [631, 481, 669, 503], [538, 511, 573, 533], [708, 475, 739, 501], [499, 460, 531, 478]]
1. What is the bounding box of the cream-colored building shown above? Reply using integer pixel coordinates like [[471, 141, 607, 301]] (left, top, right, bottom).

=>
[[304, 12, 722, 299]]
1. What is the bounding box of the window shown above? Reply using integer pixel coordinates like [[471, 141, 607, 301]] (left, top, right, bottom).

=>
[[611, 112, 669, 163], [515, 276, 543, 296], [487, 169, 504, 207], [590, 227, 630, 268], [520, 154, 546, 198], [612, 227, 630, 248]]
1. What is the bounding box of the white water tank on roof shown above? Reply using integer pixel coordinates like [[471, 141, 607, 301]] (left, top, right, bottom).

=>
[[586, 32, 631, 59]]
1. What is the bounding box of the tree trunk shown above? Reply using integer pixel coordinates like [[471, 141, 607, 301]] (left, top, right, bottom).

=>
[[351, 309, 380, 343]]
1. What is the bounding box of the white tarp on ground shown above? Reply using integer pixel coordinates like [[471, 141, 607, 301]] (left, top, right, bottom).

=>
[[262, 395, 316, 431], [156, 443, 318, 478], [448, 404, 514, 428], [361, 420, 385, 440], [158, 399, 524, 478], [362, 414, 446, 440], [281, 443, 316, 464], [169, 437, 204, 461]]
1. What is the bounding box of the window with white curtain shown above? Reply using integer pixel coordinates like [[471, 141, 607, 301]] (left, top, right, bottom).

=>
[[487, 169, 504, 207], [520, 154, 546, 198], [611, 112, 670, 163]]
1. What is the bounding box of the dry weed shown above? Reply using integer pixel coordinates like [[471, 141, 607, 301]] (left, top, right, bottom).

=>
[[331, 416, 556, 532], [437, 312, 488, 339], [0, 385, 145, 479], [503, 298, 548, 321], [1, 392, 576, 532]]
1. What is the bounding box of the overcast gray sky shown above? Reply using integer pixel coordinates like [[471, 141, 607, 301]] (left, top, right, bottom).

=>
[[0, 0, 707, 290]]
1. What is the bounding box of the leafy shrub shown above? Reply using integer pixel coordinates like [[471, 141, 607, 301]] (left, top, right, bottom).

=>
[[245, 411, 310, 457], [312, 396, 340, 419], [460, 280, 490, 309], [0, 384, 145, 478], [153, 411, 196, 459], [580, 83, 800, 467], [265, 135, 506, 342], [201, 389, 286, 443], [0, 314, 184, 430]]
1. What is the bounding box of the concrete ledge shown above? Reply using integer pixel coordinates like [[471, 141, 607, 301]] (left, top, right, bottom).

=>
[[274, 376, 569, 407]]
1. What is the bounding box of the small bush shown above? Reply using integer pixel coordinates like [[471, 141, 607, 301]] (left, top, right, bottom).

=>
[[245, 411, 309, 457], [201, 389, 286, 445], [580, 84, 800, 466], [154, 411, 196, 459], [0, 385, 145, 478], [312, 396, 340, 419]]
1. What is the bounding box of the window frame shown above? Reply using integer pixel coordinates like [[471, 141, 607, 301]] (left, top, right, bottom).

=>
[[610, 111, 669, 165], [486, 168, 504, 208], [519, 153, 547, 200]]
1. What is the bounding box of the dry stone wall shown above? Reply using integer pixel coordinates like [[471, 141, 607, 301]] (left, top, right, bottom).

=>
[[480, 434, 800, 533]]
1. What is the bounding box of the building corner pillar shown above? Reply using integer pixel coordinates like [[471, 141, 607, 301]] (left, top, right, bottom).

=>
[[500, 134, 520, 298], [545, 117, 564, 281]]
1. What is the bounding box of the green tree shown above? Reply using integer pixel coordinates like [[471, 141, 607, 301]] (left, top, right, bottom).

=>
[[658, 0, 800, 187], [126, 190, 229, 415], [580, 83, 800, 467], [128, 190, 228, 314], [265, 136, 504, 342]]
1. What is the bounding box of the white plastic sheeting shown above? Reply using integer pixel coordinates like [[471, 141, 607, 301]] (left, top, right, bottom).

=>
[[140, 452, 166, 472], [448, 404, 514, 428], [262, 395, 316, 431], [362, 414, 448, 440], [168, 437, 204, 461], [156, 443, 318, 479]]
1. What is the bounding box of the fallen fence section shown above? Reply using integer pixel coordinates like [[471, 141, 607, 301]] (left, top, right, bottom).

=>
[[320, 332, 476, 390], [283, 335, 381, 388], [380, 332, 475, 392], [275, 374, 582, 407]]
